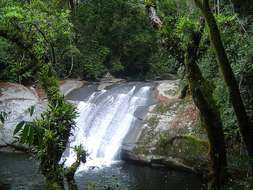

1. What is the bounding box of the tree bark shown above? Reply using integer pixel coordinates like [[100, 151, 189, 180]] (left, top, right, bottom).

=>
[[184, 18, 227, 189], [64, 146, 86, 190], [194, 0, 253, 173]]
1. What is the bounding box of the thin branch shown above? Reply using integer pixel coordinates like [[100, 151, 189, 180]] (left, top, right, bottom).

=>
[[0, 28, 40, 75], [33, 24, 56, 65]]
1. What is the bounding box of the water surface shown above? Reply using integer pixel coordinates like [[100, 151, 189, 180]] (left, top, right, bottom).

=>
[[0, 152, 203, 190], [0, 82, 203, 190]]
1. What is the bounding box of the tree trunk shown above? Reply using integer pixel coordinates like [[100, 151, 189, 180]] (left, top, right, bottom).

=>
[[143, 3, 228, 187], [230, 0, 253, 16], [69, 0, 75, 11], [64, 145, 86, 190], [194, 0, 253, 173], [184, 18, 227, 189]]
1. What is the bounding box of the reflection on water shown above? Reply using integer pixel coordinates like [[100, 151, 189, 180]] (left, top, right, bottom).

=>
[[0, 152, 203, 190]]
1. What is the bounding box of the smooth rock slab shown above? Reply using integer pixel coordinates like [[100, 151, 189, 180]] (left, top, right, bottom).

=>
[[0, 80, 85, 147], [0, 83, 46, 146]]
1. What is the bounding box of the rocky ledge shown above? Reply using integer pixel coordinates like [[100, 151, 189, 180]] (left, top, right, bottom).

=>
[[121, 149, 198, 174], [121, 80, 209, 173]]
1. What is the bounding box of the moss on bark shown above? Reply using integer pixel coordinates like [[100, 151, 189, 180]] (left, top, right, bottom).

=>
[[194, 0, 253, 174], [184, 17, 227, 189]]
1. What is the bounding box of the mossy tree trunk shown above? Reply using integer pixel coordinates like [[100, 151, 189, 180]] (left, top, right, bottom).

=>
[[194, 0, 253, 173], [39, 67, 75, 190], [184, 18, 227, 189], [64, 146, 86, 190], [143, 3, 228, 188]]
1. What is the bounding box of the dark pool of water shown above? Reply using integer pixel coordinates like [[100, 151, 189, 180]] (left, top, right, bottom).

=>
[[0, 152, 203, 190], [0, 152, 45, 190]]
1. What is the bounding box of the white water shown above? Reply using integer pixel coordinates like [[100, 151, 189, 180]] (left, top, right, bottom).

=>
[[61, 84, 152, 171]]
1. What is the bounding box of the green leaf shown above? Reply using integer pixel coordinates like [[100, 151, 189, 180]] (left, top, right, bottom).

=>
[[0, 112, 8, 124], [27, 125, 34, 145], [20, 124, 29, 144], [14, 121, 25, 135], [87, 183, 94, 190], [26, 105, 35, 117]]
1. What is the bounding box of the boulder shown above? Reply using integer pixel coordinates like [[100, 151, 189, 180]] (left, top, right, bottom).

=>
[[0, 80, 85, 148], [121, 149, 197, 174], [60, 80, 86, 96], [98, 73, 126, 90], [0, 82, 46, 147], [129, 80, 208, 172]]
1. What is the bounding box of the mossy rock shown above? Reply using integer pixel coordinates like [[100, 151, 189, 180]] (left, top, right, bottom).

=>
[[156, 134, 209, 169]]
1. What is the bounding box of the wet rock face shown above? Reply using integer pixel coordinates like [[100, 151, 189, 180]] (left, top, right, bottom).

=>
[[60, 80, 86, 96], [0, 80, 85, 148], [122, 80, 208, 171]]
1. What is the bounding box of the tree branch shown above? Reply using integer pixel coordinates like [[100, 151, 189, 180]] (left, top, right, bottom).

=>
[[33, 24, 56, 65], [0, 28, 41, 75]]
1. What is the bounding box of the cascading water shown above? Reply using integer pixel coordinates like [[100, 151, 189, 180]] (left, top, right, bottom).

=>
[[61, 83, 153, 171], [0, 81, 203, 190]]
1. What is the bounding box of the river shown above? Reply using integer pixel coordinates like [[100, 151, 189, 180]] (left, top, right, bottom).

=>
[[0, 82, 203, 190]]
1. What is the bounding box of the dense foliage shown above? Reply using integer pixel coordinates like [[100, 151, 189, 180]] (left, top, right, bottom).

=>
[[0, 0, 73, 83], [0, 0, 177, 81], [0, 0, 253, 189], [155, 0, 253, 140]]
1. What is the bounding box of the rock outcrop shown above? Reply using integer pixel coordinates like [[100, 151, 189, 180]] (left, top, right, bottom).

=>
[[121, 149, 197, 174], [60, 80, 86, 96], [0, 80, 85, 149], [97, 72, 126, 90], [0, 82, 46, 148], [0, 79, 209, 173], [121, 80, 209, 172]]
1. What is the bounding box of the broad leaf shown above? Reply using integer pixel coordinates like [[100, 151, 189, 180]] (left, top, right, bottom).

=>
[[14, 121, 25, 135]]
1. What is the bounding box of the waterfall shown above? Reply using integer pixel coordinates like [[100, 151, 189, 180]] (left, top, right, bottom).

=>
[[61, 83, 152, 171]]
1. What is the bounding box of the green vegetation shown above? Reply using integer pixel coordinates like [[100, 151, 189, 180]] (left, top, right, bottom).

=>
[[14, 66, 81, 189], [0, 0, 176, 81], [0, 0, 253, 189], [147, 115, 160, 128]]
